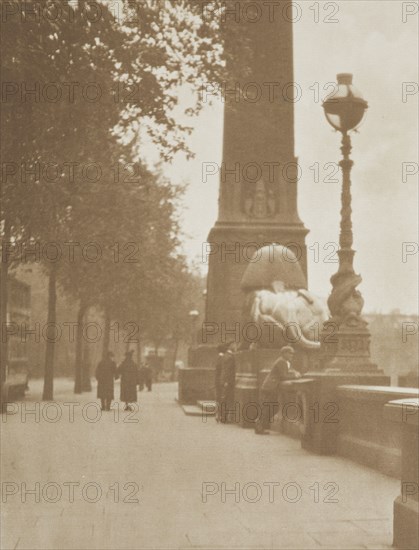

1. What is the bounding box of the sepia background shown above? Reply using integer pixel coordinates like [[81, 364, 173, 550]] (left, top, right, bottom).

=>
[[1, 2, 418, 550]]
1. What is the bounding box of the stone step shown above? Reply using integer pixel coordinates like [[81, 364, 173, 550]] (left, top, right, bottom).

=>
[[182, 401, 216, 416], [197, 400, 216, 413], [182, 405, 205, 416]]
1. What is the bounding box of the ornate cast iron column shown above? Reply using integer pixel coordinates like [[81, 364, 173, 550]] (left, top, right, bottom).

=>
[[320, 74, 377, 372]]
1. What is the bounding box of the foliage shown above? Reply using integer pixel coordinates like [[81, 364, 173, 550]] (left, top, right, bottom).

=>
[[1, 0, 232, 395]]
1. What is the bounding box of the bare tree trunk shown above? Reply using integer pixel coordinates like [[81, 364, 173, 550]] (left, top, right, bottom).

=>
[[42, 262, 57, 400], [136, 309, 141, 365], [153, 342, 160, 382], [0, 219, 11, 405], [137, 337, 142, 365], [102, 310, 110, 359], [74, 301, 87, 394], [81, 338, 92, 391]]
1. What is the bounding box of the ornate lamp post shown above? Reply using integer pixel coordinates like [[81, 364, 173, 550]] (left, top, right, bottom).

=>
[[321, 73, 376, 372], [295, 79, 386, 454]]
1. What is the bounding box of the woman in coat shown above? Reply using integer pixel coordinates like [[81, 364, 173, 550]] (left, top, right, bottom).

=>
[[117, 350, 138, 411], [96, 350, 117, 411]]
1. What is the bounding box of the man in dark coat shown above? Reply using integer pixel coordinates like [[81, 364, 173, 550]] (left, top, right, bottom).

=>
[[255, 345, 300, 434], [96, 351, 117, 411], [138, 361, 152, 392], [117, 350, 138, 411], [219, 343, 236, 424], [214, 343, 228, 422]]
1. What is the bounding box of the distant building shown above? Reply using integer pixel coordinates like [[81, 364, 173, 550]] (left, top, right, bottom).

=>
[[366, 312, 418, 385], [12, 264, 101, 379]]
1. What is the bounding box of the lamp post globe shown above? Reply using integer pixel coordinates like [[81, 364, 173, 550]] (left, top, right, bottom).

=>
[[323, 73, 368, 134]]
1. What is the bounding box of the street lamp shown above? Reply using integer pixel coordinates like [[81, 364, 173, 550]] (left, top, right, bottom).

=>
[[323, 73, 368, 133], [189, 310, 199, 347], [320, 73, 375, 371]]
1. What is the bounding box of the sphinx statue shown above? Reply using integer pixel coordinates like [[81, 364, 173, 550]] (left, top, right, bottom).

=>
[[241, 245, 328, 350]]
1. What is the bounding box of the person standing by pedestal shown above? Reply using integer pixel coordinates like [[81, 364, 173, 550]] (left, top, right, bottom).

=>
[[95, 351, 117, 411], [117, 350, 139, 411], [220, 343, 236, 424], [214, 343, 228, 423], [255, 346, 300, 434]]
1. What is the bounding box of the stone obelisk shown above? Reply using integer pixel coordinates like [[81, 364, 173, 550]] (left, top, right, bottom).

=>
[[205, 3, 308, 340], [178, 3, 309, 403]]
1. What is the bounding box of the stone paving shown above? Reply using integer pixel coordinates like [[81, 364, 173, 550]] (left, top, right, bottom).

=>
[[1, 379, 399, 549]]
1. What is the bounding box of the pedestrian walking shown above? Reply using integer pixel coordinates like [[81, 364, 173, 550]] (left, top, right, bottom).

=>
[[138, 363, 145, 392], [144, 362, 152, 391], [95, 350, 117, 411], [255, 345, 301, 434], [138, 361, 152, 392], [117, 350, 139, 411]]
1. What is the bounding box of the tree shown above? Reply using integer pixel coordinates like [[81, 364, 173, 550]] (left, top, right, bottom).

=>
[[1, 0, 124, 397], [1, 0, 238, 398], [142, 257, 206, 369]]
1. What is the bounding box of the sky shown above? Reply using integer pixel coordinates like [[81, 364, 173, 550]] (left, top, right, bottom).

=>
[[155, 0, 419, 315]]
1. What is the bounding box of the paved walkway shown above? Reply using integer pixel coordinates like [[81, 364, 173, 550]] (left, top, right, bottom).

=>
[[1, 379, 399, 549]]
